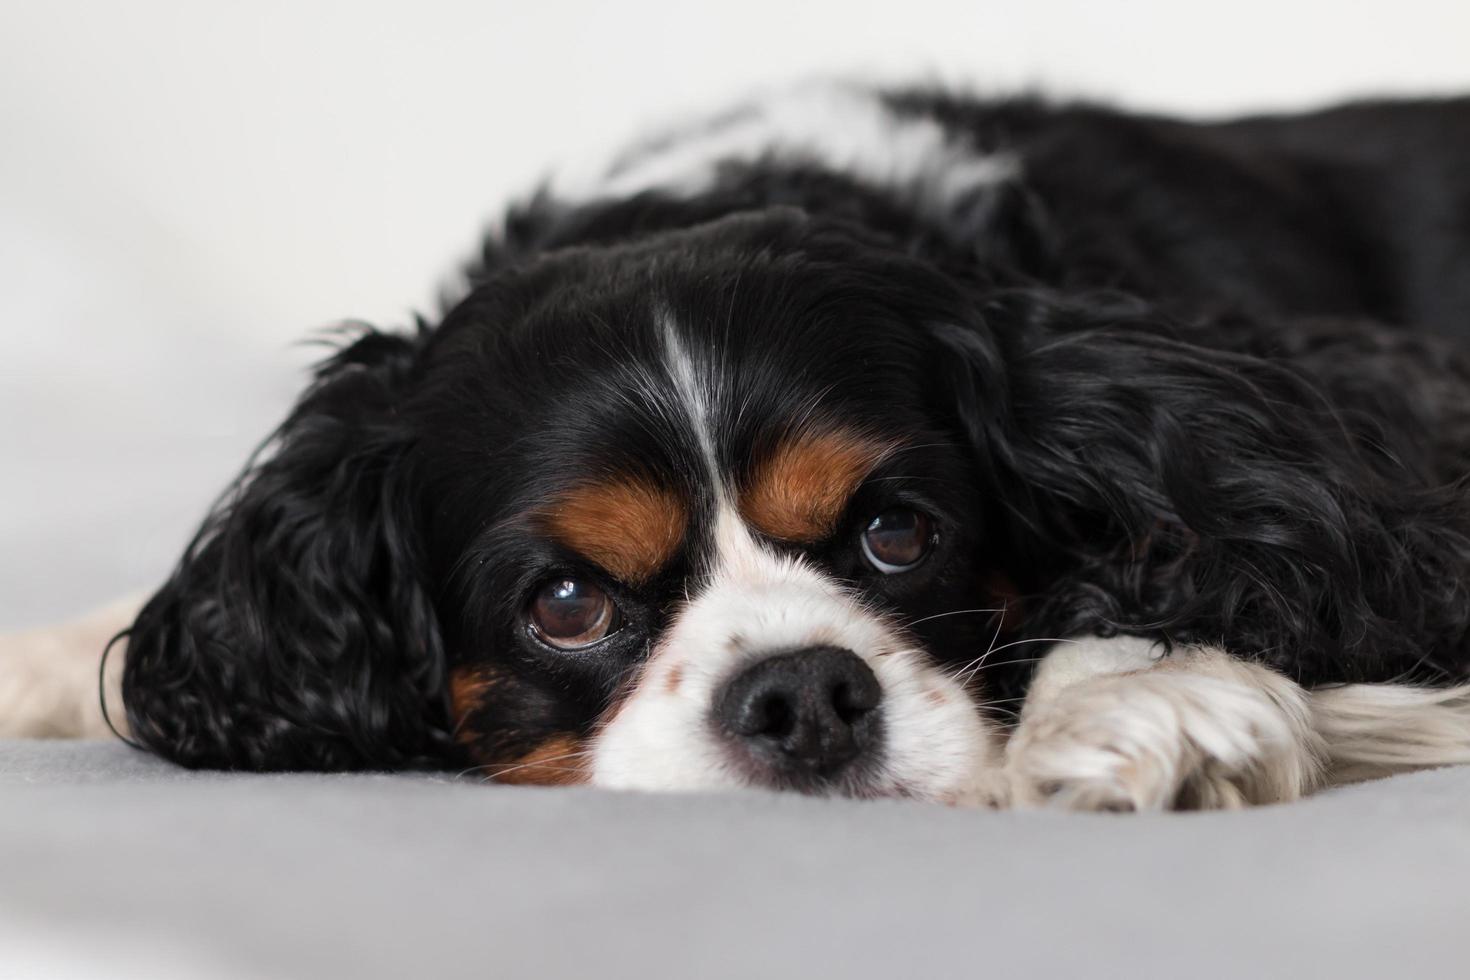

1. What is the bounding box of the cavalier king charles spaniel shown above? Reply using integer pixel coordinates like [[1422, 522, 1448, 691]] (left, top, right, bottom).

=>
[[13, 83, 1470, 810]]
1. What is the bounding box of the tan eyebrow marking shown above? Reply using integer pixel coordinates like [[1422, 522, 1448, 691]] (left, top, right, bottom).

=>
[[739, 429, 896, 543], [538, 475, 688, 585]]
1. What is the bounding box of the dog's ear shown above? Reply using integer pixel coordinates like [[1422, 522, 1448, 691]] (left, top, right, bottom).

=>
[[122, 327, 450, 770], [929, 290, 1462, 682]]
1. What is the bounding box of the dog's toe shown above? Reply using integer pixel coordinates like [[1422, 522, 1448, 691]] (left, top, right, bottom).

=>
[[1004, 669, 1321, 812]]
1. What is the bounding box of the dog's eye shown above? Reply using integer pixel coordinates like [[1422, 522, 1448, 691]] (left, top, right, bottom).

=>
[[528, 579, 621, 649], [860, 508, 935, 573]]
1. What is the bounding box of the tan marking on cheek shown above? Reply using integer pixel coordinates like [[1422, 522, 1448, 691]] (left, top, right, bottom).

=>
[[665, 663, 684, 695], [451, 666, 589, 786], [539, 476, 687, 584], [926, 688, 949, 707], [740, 429, 895, 543], [492, 734, 589, 786], [449, 665, 499, 747]]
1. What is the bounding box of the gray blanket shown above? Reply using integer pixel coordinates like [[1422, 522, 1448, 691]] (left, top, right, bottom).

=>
[[2, 738, 1467, 979]]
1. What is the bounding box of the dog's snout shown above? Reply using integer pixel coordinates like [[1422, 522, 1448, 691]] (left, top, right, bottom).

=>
[[715, 646, 882, 781]]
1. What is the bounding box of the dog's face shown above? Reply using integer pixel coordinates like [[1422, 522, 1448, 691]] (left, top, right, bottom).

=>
[[416, 211, 1011, 800]]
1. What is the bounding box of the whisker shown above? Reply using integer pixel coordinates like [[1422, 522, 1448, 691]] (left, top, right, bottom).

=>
[[905, 607, 1006, 627], [985, 635, 1084, 660], [457, 748, 596, 782], [951, 634, 1083, 685], [985, 603, 1007, 661], [943, 608, 1010, 682], [473, 765, 590, 784], [480, 756, 593, 782], [964, 655, 1047, 676]]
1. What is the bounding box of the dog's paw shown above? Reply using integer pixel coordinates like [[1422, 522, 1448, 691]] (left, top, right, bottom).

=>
[[1004, 665, 1322, 811], [0, 598, 137, 738]]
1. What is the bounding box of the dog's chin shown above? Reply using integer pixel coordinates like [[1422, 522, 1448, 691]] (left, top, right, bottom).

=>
[[587, 741, 1006, 806]]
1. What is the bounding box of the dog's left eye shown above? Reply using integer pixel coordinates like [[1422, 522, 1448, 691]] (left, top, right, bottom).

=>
[[528, 578, 621, 649], [860, 508, 935, 573]]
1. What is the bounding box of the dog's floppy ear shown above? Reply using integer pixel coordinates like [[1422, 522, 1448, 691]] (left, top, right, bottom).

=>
[[929, 289, 1469, 683], [122, 326, 450, 770]]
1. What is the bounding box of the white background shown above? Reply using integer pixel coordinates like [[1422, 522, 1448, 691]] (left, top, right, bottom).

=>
[[3, 0, 1469, 628]]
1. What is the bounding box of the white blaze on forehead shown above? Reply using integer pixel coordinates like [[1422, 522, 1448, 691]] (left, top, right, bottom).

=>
[[551, 81, 1020, 215], [659, 310, 723, 491]]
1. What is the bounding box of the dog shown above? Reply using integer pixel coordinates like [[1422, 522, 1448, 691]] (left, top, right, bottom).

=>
[[11, 82, 1470, 809]]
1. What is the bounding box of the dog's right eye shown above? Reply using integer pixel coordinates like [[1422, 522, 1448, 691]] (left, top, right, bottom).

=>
[[860, 508, 935, 573], [528, 578, 621, 649]]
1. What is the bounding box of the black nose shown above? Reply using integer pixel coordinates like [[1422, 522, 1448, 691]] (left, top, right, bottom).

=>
[[715, 646, 883, 783]]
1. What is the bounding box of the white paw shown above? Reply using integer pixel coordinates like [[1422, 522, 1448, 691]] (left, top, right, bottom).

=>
[[0, 598, 138, 739], [1004, 662, 1322, 811]]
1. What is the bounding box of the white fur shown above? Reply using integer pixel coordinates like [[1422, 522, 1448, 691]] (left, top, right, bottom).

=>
[[1021, 634, 1165, 706], [550, 82, 1019, 217], [0, 597, 137, 738], [658, 309, 723, 486], [1007, 638, 1470, 810], [1007, 643, 1325, 810], [1313, 682, 1470, 783]]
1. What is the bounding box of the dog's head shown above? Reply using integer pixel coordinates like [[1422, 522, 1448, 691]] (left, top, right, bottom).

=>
[[429, 212, 1022, 800], [123, 208, 1032, 800]]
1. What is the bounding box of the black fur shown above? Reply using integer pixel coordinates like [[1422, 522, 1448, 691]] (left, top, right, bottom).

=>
[[123, 90, 1470, 772]]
